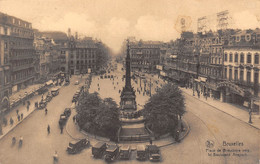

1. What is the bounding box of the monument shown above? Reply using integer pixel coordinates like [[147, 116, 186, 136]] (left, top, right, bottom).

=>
[[118, 40, 151, 142], [120, 40, 137, 111]]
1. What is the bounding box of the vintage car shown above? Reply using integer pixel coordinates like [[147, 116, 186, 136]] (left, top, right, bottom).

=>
[[45, 93, 52, 102], [37, 87, 48, 95], [64, 80, 70, 86], [147, 145, 161, 162], [72, 91, 80, 103], [119, 145, 131, 160], [92, 142, 107, 158], [63, 108, 71, 118], [39, 100, 47, 109], [59, 114, 68, 127], [136, 145, 147, 161], [104, 144, 119, 162], [51, 88, 59, 96], [66, 138, 90, 154]]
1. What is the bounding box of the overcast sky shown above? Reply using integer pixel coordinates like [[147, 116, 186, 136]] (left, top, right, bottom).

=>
[[0, 0, 260, 53]]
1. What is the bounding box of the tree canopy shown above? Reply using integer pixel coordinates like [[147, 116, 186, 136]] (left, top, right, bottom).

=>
[[143, 83, 185, 136], [76, 92, 120, 140]]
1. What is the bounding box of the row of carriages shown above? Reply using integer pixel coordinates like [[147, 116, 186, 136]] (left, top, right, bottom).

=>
[[66, 140, 161, 162]]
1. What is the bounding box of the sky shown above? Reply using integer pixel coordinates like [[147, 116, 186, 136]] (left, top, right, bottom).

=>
[[0, 0, 260, 54]]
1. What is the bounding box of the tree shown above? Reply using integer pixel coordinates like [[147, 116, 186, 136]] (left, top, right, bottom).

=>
[[76, 92, 120, 139], [143, 83, 185, 136]]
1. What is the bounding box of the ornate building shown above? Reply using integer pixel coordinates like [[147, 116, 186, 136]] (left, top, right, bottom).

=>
[[0, 12, 35, 112], [130, 40, 161, 73]]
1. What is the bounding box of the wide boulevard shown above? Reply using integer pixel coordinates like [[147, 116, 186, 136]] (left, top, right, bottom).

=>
[[0, 62, 259, 164]]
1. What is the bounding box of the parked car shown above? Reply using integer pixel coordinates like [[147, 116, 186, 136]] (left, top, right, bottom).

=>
[[66, 138, 90, 154], [39, 100, 47, 109], [104, 144, 119, 162], [45, 93, 52, 102], [92, 142, 107, 158], [51, 88, 59, 96], [64, 80, 70, 86], [74, 81, 79, 85], [119, 145, 131, 160], [136, 145, 147, 161], [37, 87, 48, 95], [63, 108, 71, 118], [147, 145, 161, 162]]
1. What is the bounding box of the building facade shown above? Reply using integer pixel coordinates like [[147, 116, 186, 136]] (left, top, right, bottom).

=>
[[160, 29, 260, 111], [130, 40, 161, 73], [0, 12, 35, 112], [68, 37, 98, 75]]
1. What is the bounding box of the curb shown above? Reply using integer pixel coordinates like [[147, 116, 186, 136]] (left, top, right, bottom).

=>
[[158, 118, 190, 148], [182, 90, 260, 131]]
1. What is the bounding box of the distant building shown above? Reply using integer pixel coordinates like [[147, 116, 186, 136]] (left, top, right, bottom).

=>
[[68, 36, 98, 74], [130, 40, 162, 73], [0, 12, 35, 112]]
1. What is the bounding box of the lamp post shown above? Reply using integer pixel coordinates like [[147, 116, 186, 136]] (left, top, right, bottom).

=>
[[248, 99, 253, 124]]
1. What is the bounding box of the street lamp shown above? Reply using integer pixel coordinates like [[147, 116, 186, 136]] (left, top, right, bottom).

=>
[[248, 99, 253, 124]]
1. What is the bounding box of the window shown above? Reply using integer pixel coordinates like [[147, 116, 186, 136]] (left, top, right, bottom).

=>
[[247, 53, 251, 64], [235, 53, 238, 62], [229, 53, 233, 62], [4, 42, 8, 49], [240, 53, 244, 63], [234, 70, 238, 81], [229, 68, 232, 80], [255, 54, 259, 64], [247, 71, 251, 84], [224, 53, 228, 62], [224, 68, 227, 78]]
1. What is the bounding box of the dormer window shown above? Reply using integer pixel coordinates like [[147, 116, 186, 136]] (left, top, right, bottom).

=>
[[245, 34, 251, 42], [236, 35, 241, 42]]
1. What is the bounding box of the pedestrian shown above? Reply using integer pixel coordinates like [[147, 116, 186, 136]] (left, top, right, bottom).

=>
[[47, 125, 50, 134], [45, 108, 48, 115], [27, 105, 29, 111], [16, 109, 19, 115], [17, 115, 20, 121], [60, 126, 63, 134], [150, 138, 153, 145], [98, 87, 100, 91], [21, 113, 23, 120], [10, 117, 13, 125]]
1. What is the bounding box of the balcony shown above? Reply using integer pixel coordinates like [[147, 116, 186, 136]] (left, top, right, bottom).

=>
[[10, 55, 34, 60], [12, 74, 35, 85], [12, 63, 34, 72]]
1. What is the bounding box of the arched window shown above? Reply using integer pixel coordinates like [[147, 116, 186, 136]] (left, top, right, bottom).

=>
[[229, 53, 233, 62], [235, 53, 238, 62], [255, 53, 259, 64], [240, 53, 244, 63], [224, 53, 228, 62], [247, 53, 252, 64]]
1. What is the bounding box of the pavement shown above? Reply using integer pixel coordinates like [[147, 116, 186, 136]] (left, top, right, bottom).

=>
[[0, 87, 50, 140], [180, 87, 260, 130]]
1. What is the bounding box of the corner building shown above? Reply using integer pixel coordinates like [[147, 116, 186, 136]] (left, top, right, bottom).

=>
[[0, 12, 34, 112]]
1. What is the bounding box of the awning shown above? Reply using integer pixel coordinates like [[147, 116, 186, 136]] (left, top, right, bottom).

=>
[[199, 77, 207, 82], [46, 80, 53, 85]]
